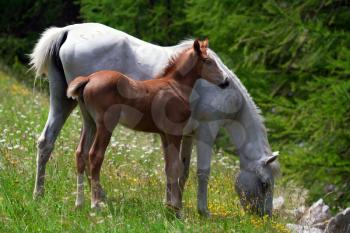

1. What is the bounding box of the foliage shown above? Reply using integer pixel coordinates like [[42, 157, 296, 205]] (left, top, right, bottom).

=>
[[0, 0, 79, 84], [80, 0, 190, 45]]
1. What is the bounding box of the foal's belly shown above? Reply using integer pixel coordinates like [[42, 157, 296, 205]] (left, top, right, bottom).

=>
[[118, 105, 159, 133], [117, 99, 190, 135]]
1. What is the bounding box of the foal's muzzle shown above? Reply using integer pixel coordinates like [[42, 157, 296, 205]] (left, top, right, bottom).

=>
[[218, 78, 230, 89]]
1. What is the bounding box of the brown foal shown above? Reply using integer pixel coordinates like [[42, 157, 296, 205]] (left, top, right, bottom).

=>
[[67, 39, 228, 215]]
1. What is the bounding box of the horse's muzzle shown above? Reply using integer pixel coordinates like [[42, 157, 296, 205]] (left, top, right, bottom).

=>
[[218, 78, 230, 89]]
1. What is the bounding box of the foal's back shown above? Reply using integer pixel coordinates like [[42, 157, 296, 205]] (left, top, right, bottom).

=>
[[80, 70, 190, 133]]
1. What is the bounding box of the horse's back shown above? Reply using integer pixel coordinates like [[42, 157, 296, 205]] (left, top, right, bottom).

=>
[[59, 23, 167, 83], [59, 24, 129, 81]]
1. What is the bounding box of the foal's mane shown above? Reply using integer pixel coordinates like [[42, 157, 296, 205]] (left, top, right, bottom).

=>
[[156, 46, 192, 78]]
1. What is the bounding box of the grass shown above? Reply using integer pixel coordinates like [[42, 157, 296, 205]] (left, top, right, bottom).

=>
[[0, 70, 291, 232]]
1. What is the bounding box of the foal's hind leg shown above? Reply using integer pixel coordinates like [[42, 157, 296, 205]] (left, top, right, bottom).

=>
[[161, 134, 184, 215], [33, 63, 77, 199], [77, 103, 97, 187], [89, 123, 112, 209], [75, 112, 96, 208], [75, 127, 87, 207]]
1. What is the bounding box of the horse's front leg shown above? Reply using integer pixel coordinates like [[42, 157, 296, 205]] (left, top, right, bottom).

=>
[[195, 122, 219, 217], [161, 134, 183, 217], [179, 135, 193, 193], [89, 123, 112, 209]]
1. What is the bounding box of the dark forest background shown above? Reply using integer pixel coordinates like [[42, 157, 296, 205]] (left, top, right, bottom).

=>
[[0, 0, 349, 210]]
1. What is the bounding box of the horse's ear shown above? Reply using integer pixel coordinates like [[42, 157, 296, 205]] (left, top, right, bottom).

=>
[[264, 155, 278, 166], [193, 39, 201, 56]]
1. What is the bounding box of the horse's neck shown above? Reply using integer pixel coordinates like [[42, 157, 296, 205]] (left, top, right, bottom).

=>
[[131, 45, 188, 80], [210, 59, 272, 166], [234, 92, 271, 167]]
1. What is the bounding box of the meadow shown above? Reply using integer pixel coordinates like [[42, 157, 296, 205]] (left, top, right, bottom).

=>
[[2, 0, 350, 212], [0, 71, 293, 232]]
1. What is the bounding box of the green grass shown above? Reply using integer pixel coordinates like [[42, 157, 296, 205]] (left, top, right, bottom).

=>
[[0, 71, 291, 232]]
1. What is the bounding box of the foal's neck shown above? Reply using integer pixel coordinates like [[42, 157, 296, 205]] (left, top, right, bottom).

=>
[[167, 68, 200, 95]]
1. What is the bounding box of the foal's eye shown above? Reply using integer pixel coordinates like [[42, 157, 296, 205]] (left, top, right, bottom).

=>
[[204, 59, 212, 65]]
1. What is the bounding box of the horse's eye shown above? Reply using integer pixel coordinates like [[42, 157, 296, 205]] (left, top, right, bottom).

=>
[[262, 182, 268, 190]]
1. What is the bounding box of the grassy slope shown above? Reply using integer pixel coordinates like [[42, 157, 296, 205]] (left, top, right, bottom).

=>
[[0, 71, 290, 232]]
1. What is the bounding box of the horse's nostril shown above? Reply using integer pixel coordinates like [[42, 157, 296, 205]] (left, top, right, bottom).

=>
[[218, 78, 229, 89]]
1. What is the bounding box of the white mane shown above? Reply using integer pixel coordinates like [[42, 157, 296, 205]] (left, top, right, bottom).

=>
[[174, 39, 267, 137], [210, 51, 280, 177]]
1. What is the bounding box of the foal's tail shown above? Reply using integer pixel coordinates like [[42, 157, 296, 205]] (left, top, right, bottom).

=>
[[67, 76, 90, 99]]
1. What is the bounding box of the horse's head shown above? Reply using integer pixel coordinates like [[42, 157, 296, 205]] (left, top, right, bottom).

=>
[[191, 39, 229, 88], [235, 155, 279, 217]]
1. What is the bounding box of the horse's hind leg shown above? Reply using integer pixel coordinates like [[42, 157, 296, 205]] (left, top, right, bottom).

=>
[[89, 123, 112, 209], [33, 62, 77, 199]]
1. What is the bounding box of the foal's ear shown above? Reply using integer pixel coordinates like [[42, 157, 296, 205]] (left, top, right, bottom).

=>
[[203, 38, 209, 48], [193, 39, 209, 58], [194, 39, 201, 57]]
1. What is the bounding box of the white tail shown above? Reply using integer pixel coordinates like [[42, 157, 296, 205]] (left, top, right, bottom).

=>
[[29, 27, 67, 77]]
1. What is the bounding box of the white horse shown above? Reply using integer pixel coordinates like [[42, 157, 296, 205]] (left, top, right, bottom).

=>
[[30, 23, 279, 217]]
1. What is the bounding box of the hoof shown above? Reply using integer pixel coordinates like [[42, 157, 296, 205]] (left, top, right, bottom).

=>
[[175, 211, 182, 219], [100, 190, 107, 201], [33, 190, 44, 200], [91, 201, 107, 210], [198, 208, 211, 218], [165, 205, 182, 219], [75, 200, 84, 209]]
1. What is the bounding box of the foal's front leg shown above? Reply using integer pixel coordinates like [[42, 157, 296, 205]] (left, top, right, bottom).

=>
[[89, 124, 112, 209], [161, 134, 184, 215]]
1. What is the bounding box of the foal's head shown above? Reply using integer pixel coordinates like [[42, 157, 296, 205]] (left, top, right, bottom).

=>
[[192, 39, 229, 88], [168, 39, 229, 88]]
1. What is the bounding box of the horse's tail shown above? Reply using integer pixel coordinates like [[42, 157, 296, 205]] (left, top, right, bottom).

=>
[[29, 26, 68, 77], [67, 76, 90, 99]]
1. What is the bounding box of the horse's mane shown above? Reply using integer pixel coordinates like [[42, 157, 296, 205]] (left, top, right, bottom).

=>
[[156, 40, 194, 78], [211, 51, 281, 177], [156, 54, 180, 78]]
